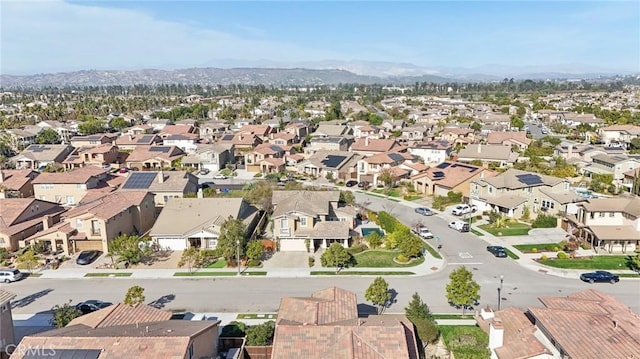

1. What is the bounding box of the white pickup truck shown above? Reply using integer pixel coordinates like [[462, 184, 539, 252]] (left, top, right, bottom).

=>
[[412, 225, 434, 239]]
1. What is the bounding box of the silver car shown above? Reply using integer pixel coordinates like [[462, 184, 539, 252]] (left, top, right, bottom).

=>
[[0, 268, 24, 283]]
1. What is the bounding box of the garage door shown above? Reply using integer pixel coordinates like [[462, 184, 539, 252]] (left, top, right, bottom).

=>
[[157, 237, 187, 251], [279, 239, 307, 251], [75, 240, 104, 252]]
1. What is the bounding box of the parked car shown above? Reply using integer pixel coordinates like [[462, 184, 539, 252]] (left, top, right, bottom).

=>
[[580, 271, 620, 284], [452, 204, 476, 216], [412, 225, 434, 239], [75, 300, 113, 314], [414, 207, 435, 216], [486, 246, 508, 258], [212, 174, 228, 179], [199, 168, 210, 175], [118, 168, 129, 174], [345, 180, 358, 187], [76, 250, 102, 265], [448, 221, 470, 232], [357, 181, 370, 188], [0, 268, 24, 283]]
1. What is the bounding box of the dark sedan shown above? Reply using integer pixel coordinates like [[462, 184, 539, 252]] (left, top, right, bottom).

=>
[[414, 207, 435, 216], [357, 181, 370, 188], [75, 300, 113, 314], [345, 180, 358, 187], [486, 246, 508, 258], [580, 271, 620, 284], [76, 250, 102, 265]]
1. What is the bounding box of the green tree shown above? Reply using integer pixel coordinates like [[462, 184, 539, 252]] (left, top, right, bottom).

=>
[[50, 300, 82, 328], [366, 231, 383, 249], [510, 116, 525, 130], [35, 128, 61, 144], [108, 234, 151, 266], [216, 218, 247, 263], [177, 247, 201, 273], [220, 321, 247, 337], [398, 233, 423, 258], [78, 120, 105, 135], [110, 117, 128, 130], [627, 251, 640, 272], [124, 285, 146, 306], [244, 181, 273, 211], [320, 242, 352, 272], [365, 276, 391, 314], [413, 317, 440, 350], [470, 121, 483, 133], [245, 321, 276, 346], [339, 190, 355, 205], [405, 292, 433, 321], [378, 169, 394, 190], [16, 248, 39, 273], [245, 241, 264, 262], [446, 266, 480, 314]]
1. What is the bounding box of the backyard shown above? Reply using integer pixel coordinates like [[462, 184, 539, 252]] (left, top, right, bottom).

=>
[[479, 222, 531, 236], [537, 255, 633, 270], [439, 325, 490, 359]]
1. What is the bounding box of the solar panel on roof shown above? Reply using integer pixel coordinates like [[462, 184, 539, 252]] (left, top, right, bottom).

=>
[[433, 171, 445, 178], [436, 162, 451, 169], [321, 155, 347, 168], [388, 153, 404, 162], [122, 172, 157, 189], [30, 145, 44, 152], [139, 135, 153, 142], [222, 134, 234, 141], [149, 146, 170, 153], [516, 174, 543, 185]]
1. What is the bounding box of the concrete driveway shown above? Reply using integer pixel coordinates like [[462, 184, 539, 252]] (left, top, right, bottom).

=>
[[506, 228, 569, 245], [262, 252, 310, 268]]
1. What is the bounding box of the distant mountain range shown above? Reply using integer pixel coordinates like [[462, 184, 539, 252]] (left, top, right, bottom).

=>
[[0, 60, 634, 88]]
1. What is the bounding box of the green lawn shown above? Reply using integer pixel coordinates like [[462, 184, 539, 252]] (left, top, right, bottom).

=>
[[538, 255, 631, 270], [353, 250, 424, 267], [373, 188, 401, 197], [618, 273, 640, 278], [403, 195, 422, 201], [174, 271, 238, 277], [432, 314, 475, 320], [504, 248, 520, 260], [513, 243, 561, 252], [311, 271, 415, 276], [84, 272, 132, 277], [439, 325, 490, 359], [479, 222, 531, 236], [470, 229, 485, 236], [205, 260, 227, 268], [236, 313, 277, 319]]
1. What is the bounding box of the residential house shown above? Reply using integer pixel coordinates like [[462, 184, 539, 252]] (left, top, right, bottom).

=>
[[147, 118, 172, 131], [158, 124, 197, 138], [412, 162, 494, 198], [457, 144, 519, 167], [0, 289, 16, 358], [476, 289, 640, 359], [554, 142, 607, 163], [298, 151, 362, 181], [272, 287, 419, 359], [311, 124, 352, 137], [13, 303, 219, 359], [476, 112, 511, 128], [408, 140, 453, 165], [118, 171, 198, 206], [225, 132, 263, 151], [0, 199, 66, 251], [564, 196, 640, 253], [25, 191, 155, 255], [440, 127, 475, 146], [245, 143, 288, 174], [199, 120, 229, 140], [232, 118, 254, 129], [355, 152, 414, 186], [181, 143, 235, 173], [582, 154, 640, 187], [125, 146, 185, 170], [11, 144, 74, 170], [36, 120, 76, 142], [352, 124, 384, 139], [622, 168, 640, 193], [306, 136, 349, 155], [486, 131, 532, 151], [3, 128, 37, 151], [32, 166, 110, 206], [0, 169, 38, 198], [381, 119, 406, 131], [115, 133, 162, 150], [284, 121, 310, 138], [271, 190, 355, 251], [237, 124, 274, 142], [599, 124, 640, 147], [62, 144, 119, 170], [149, 198, 260, 250], [470, 168, 582, 219], [561, 112, 604, 127], [123, 124, 153, 136], [400, 124, 430, 143], [350, 138, 406, 156], [70, 134, 117, 148], [162, 133, 200, 153]]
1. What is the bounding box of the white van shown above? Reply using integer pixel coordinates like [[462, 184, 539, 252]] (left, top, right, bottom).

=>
[[0, 268, 24, 283], [448, 221, 470, 233]]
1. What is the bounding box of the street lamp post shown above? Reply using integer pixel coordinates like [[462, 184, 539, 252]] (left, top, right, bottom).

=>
[[236, 239, 241, 276], [497, 274, 504, 310]]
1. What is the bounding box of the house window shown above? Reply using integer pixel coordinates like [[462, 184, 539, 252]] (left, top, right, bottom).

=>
[[599, 212, 605, 218], [76, 219, 83, 228], [609, 212, 615, 217], [66, 196, 75, 205], [280, 218, 288, 228], [489, 186, 493, 194], [300, 217, 307, 227]]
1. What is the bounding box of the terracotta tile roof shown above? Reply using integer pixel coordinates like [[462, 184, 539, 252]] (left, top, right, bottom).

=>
[[32, 166, 107, 184], [486, 131, 532, 146], [277, 287, 358, 326], [126, 146, 184, 162], [442, 127, 473, 135], [272, 191, 340, 218], [239, 124, 272, 136], [14, 320, 219, 359], [115, 134, 161, 146], [529, 289, 640, 359], [364, 152, 412, 165], [0, 289, 16, 304], [159, 124, 196, 135], [351, 138, 405, 153], [232, 133, 261, 145], [68, 303, 172, 328], [457, 144, 515, 161], [579, 197, 640, 217], [0, 169, 37, 190], [253, 143, 285, 155], [65, 191, 149, 220], [601, 124, 640, 135], [0, 199, 66, 236], [413, 162, 493, 189], [477, 168, 564, 189]]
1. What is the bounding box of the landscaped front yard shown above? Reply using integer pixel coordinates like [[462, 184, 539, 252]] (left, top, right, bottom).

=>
[[353, 250, 424, 268], [537, 255, 632, 270], [514, 243, 561, 252], [372, 188, 401, 197], [439, 325, 490, 359], [479, 222, 531, 236]]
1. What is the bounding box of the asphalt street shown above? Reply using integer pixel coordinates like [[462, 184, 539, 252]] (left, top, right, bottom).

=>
[[6, 192, 640, 316]]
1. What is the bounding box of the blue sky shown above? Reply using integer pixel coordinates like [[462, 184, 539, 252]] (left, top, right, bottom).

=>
[[1, 1, 638, 75]]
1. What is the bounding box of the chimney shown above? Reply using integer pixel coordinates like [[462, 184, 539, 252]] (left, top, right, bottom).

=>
[[365, 137, 370, 146], [480, 306, 495, 320], [42, 215, 53, 230], [158, 170, 164, 184], [489, 319, 504, 350], [0, 170, 4, 183]]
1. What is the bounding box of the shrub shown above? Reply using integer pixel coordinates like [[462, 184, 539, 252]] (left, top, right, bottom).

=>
[[396, 254, 409, 263], [531, 248, 538, 253], [378, 211, 399, 233], [553, 246, 559, 252], [348, 243, 369, 254], [220, 321, 247, 337], [540, 254, 548, 260], [253, 173, 263, 178], [557, 251, 569, 259], [246, 259, 261, 267], [308, 256, 315, 267], [580, 243, 592, 250], [366, 232, 383, 249], [532, 214, 557, 228], [245, 321, 276, 346]]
